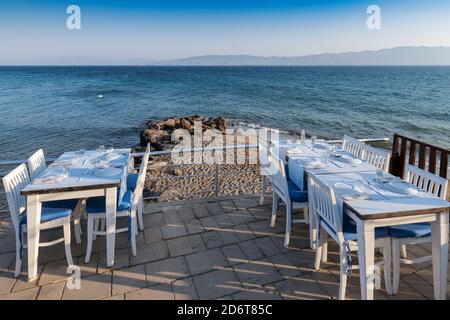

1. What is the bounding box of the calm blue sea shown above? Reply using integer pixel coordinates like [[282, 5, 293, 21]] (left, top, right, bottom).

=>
[[1, 66, 449, 163]]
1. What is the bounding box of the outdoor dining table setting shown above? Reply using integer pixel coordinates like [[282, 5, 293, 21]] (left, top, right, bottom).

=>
[[21, 147, 132, 280], [275, 138, 450, 300]]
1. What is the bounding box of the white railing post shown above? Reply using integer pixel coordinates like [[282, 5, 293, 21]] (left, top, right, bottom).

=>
[[214, 163, 220, 197]]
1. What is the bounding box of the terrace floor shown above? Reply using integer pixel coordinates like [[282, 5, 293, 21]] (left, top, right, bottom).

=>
[[0, 195, 448, 300]]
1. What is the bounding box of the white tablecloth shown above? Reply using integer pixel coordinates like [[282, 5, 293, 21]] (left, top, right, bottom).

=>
[[284, 140, 378, 190]]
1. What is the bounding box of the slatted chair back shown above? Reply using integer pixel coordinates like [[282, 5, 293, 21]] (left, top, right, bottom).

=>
[[308, 174, 344, 242], [259, 139, 274, 176], [360, 144, 391, 172], [342, 135, 365, 159], [27, 149, 47, 181], [268, 153, 290, 205], [405, 164, 449, 200], [2, 164, 31, 230], [131, 144, 150, 212]]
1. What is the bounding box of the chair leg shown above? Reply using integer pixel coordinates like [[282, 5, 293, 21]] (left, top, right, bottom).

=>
[[74, 219, 82, 245], [321, 241, 328, 263], [85, 216, 94, 263], [303, 207, 309, 225], [314, 231, 324, 270], [338, 245, 348, 300], [93, 219, 99, 240], [100, 218, 105, 232], [392, 239, 401, 295], [14, 232, 23, 278], [270, 192, 279, 228], [401, 244, 407, 259], [130, 217, 137, 257], [260, 176, 267, 205], [284, 203, 292, 247], [63, 221, 73, 266], [382, 240, 393, 295], [138, 197, 144, 231]]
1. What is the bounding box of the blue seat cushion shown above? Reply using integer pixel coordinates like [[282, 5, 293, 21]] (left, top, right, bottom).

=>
[[287, 180, 308, 203], [127, 173, 139, 191], [342, 215, 389, 241], [43, 199, 79, 210], [388, 223, 431, 239], [321, 214, 389, 241], [85, 190, 133, 214], [21, 206, 72, 225]]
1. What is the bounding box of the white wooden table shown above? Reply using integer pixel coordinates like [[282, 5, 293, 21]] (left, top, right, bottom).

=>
[[315, 171, 450, 300], [284, 142, 380, 249], [21, 149, 131, 281]]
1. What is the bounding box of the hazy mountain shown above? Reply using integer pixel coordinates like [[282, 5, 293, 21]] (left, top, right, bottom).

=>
[[153, 47, 450, 66]]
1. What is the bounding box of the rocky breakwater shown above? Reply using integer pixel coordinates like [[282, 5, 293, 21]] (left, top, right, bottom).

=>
[[140, 115, 227, 151], [138, 115, 261, 202]]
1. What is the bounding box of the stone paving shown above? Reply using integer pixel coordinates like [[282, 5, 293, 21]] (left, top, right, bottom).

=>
[[0, 196, 447, 300]]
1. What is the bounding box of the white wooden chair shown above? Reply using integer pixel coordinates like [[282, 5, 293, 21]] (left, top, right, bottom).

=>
[[27, 149, 83, 244], [259, 140, 273, 205], [2, 164, 74, 277], [360, 144, 391, 172], [308, 174, 392, 299], [27, 149, 47, 181], [126, 144, 150, 231], [84, 149, 149, 262], [269, 153, 308, 247], [390, 164, 449, 294], [342, 135, 365, 159]]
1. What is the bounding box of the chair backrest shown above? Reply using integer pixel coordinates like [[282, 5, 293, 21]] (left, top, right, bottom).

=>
[[405, 164, 449, 200], [360, 144, 391, 172], [308, 174, 344, 241], [27, 149, 47, 181], [268, 153, 290, 204], [342, 135, 365, 159], [131, 144, 150, 211], [2, 164, 31, 230], [259, 139, 274, 176]]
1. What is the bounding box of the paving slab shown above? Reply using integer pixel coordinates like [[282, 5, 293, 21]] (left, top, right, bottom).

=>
[[193, 269, 243, 299], [112, 264, 147, 295], [167, 234, 206, 257], [125, 283, 174, 300], [185, 248, 229, 275], [146, 256, 189, 286]]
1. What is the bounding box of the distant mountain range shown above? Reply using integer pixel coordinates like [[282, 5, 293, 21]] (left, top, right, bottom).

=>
[[153, 47, 450, 66]]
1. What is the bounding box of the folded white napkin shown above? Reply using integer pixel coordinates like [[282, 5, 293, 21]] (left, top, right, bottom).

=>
[[297, 158, 326, 169], [287, 147, 304, 155], [34, 169, 68, 184], [53, 158, 80, 167], [343, 194, 371, 201]]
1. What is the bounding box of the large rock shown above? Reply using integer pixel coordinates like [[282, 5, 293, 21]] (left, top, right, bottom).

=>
[[161, 118, 176, 129], [143, 129, 168, 144], [140, 115, 228, 148], [180, 118, 191, 130]]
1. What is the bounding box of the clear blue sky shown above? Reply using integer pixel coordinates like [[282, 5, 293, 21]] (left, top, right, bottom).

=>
[[1, 0, 449, 64]]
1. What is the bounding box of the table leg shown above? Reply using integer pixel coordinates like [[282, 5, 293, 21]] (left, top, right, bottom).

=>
[[27, 195, 42, 281], [105, 187, 117, 267], [308, 188, 318, 250], [431, 211, 449, 300], [309, 199, 317, 249], [356, 220, 375, 300]]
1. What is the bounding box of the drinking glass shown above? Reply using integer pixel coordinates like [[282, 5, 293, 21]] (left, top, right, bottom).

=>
[[311, 136, 317, 151], [376, 169, 384, 183], [322, 152, 331, 166], [355, 179, 369, 198]]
